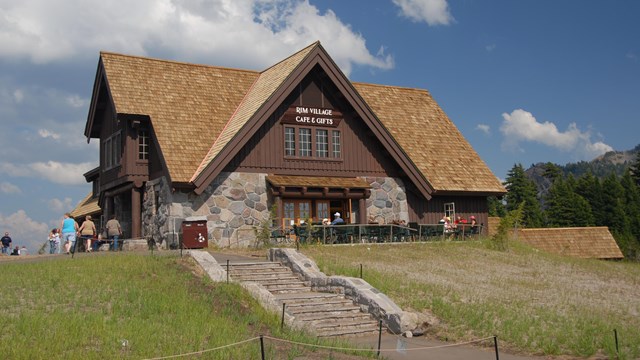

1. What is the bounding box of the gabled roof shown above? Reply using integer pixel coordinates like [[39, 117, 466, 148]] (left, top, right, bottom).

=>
[[353, 83, 504, 194], [192, 42, 318, 184], [89, 42, 505, 196], [97, 52, 259, 182], [517, 227, 624, 259]]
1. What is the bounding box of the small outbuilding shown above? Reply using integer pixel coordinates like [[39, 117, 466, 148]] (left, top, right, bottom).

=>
[[517, 227, 624, 260]]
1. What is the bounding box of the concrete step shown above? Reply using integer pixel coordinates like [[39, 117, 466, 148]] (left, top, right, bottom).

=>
[[230, 273, 300, 281], [286, 304, 362, 315], [316, 322, 380, 338], [262, 282, 308, 291], [284, 298, 354, 309], [232, 276, 301, 284], [274, 292, 344, 303], [269, 286, 311, 294], [295, 311, 373, 323]]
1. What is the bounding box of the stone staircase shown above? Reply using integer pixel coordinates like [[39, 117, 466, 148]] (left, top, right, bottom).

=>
[[229, 261, 380, 337]]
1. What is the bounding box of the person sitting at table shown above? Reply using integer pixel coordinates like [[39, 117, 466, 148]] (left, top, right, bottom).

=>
[[322, 218, 330, 225], [469, 216, 479, 234], [331, 212, 344, 225]]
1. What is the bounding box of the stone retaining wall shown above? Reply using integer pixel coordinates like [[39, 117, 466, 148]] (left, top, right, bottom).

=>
[[269, 248, 415, 334]]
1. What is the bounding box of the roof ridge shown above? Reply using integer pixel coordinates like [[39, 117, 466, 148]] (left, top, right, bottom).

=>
[[521, 226, 609, 231], [353, 81, 432, 94], [259, 41, 320, 74], [99, 51, 260, 75]]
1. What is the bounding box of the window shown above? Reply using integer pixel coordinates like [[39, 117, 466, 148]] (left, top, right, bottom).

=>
[[284, 126, 342, 160], [138, 130, 149, 160], [316, 129, 328, 157], [332, 130, 341, 158], [103, 131, 121, 169], [299, 128, 312, 157], [284, 127, 295, 156]]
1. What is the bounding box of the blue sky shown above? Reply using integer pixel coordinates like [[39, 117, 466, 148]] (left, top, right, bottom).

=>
[[1, 0, 639, 252]]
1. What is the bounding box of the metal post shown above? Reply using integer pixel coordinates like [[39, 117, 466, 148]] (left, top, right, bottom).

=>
[[281, 303, 286, 330], [493, 335, 499, 360], [614, 329, 619, 357], [226, 260, 230, 284], [377, 320, 382, 357], [259, 335, 265, 360], [360, 264, 363, 279]]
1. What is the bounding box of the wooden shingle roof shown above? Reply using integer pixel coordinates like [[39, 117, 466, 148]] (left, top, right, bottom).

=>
[[97, 42, 505, 194], [517, 227, 624, 259], [353, 83, 505, 194], [192, 42, 317, 181], [101, 52, 259, 183], [70, 192, 101, 219], [266, 175, 371, 189]]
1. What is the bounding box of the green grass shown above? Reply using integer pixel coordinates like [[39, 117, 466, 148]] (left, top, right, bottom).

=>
[[300, 240, 640, 359], [0, 254, 373, 360]]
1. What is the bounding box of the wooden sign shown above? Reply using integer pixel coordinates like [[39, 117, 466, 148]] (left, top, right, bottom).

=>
[[281, 106, 342, 127]]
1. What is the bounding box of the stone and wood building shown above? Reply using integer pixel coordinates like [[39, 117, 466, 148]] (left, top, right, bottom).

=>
[[75, 41, 506, 247]]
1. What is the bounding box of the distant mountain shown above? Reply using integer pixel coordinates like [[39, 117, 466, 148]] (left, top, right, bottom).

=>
[[525, 144, 640, 198]]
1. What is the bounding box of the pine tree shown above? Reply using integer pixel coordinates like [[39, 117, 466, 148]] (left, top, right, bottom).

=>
[[600, 173, 630, 235], [620, 169, 640, 240], [631, 151, 640, 187], [487, 196, 507, 217], [545, 177, 594, 227], [542, 162, 562, 182], [504, 164, 544, 228], [575, 172, 605, 226]]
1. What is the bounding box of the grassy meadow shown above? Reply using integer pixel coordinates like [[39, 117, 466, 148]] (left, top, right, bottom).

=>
[[0, 253, 372, 360], [300, 240, 640, 359]]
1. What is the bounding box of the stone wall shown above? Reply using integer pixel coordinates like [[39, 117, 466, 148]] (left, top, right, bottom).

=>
[[142, 172, 271, 248], [364, 177, 408, 224]]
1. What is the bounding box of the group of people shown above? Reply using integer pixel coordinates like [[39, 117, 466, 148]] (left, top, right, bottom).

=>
[[1, 232, 28, 256], [439, 215, 480, 236], [48, 213, 123, 254]]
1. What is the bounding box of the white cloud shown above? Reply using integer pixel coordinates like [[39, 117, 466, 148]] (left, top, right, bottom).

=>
[[13, 89, 24, 103], [476, 124, 490, 135], [0, 210, 50, 253], [485, 44, 496, 52], [0, 161, 96, 185], [38, 128, 61, 140], [627, 52, 638, 62], [48, 197, 74, 213], [500, 109, 613, 159], [392, 0, 454, 26], [0, 0, 393, 75], [0, 182, 21, 194], [66, 95, 85, 108]]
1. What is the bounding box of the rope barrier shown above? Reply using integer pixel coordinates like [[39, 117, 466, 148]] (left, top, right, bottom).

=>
[[140, 336, 260, 360], [141, 333, 497, 359], [263, 334, 496, 353]]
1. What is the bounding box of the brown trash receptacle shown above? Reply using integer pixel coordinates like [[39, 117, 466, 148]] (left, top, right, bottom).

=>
[[181, 220, 208, 249]]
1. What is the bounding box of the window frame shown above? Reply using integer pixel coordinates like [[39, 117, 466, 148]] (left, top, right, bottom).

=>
[[283, 125, 342, 161], [103, 130, 122, 170]]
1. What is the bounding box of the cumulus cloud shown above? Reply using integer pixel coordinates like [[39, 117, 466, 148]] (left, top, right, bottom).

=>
[[0, 161, 96, 185], [500, 109, 613, 159], [48, 197, 74, 213], [476, 124, 490, 135], [38, 128, 61, 140], [0, 182, 21, 194], [0, 210, 50, 253], [392, 0, 454, 26], [0, 0, 393, 75]]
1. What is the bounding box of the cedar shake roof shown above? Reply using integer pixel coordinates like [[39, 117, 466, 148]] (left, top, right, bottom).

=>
[[517, 227, 624, 259], [95, 42, 505, 194], [100, 52, 258, 182], [70, 192, 101, 219], [353, 83, 505, 194], [266, 175, 371, 189], [193, 42, 317, 181]]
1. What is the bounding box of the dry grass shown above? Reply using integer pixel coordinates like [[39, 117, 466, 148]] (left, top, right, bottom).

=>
[[297, 241, 640, 358]]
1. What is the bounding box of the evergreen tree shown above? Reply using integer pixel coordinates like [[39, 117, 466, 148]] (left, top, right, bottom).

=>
[[542, 162, 562, 182], [600, 173, 630, 235], [504, 164, 544, 227], [620, 169, 640, 240], [631, 151, 640, 187], [575, 172, 605, 226], [487, 196, 507, 217], [545, 177, 594, 227]]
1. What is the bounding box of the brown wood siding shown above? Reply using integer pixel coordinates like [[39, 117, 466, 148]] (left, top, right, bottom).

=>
[[408, 193, 489, 230], [224, 69, 401, 178]]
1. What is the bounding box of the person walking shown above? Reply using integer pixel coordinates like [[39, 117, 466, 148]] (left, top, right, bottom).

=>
[[60, 213, 79, 254], [105, 214, 122, 251], [78, 215, 97, 252], [1, 232, 12, 255], [48, 228, 60, 254]]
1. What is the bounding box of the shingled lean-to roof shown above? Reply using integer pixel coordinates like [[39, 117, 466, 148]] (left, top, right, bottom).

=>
[[100, 42, 505, 194], [517, 227, 624, 259]]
